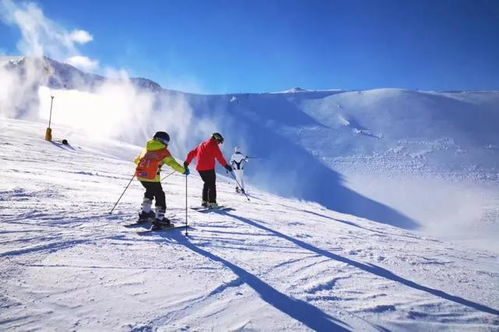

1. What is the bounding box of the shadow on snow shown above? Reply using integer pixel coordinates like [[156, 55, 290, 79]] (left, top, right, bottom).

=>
[[156, 231, 351, 331], [220, 211, 499, 317]]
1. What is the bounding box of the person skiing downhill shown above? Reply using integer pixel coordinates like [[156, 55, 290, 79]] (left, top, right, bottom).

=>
[[184, 132, 232, 208], [134, 131, 189, 229], [230, 146, 248, 194]]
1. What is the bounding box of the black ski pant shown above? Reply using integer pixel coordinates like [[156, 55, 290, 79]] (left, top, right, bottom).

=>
[[198, 169, 217, 203], [140, 181, 166, 210]]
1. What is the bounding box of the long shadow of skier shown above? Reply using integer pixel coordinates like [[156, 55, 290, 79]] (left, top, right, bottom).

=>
[[160, 231, 351, 331], [222, 211, 499, 316]]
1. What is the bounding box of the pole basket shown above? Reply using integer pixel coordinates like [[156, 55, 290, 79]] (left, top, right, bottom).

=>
[[45, 127, 52, 141]]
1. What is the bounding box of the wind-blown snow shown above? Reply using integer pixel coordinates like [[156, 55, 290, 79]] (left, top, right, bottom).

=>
[[0, 118, 498, 331]]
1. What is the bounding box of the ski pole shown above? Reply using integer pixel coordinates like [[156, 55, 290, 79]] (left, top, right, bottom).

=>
[[161, 170, 176, 181], [185, 174, 189, 236], [229, 171, 250, 201], [109, 174, 135, 214]]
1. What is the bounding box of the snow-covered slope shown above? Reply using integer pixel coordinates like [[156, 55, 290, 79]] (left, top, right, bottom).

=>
[[1, 118, 498, 331], [201, 89, 499, 251], [1, 56, 498, 251]]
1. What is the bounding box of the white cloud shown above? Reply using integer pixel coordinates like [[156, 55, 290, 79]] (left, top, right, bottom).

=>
[[69, 29, 93, 44], [0, 0, 98, 70], [66, 55, 99, 71]]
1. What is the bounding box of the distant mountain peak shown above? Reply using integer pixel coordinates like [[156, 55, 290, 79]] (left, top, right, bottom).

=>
[[286, 87, 309, 93], [1, 55, 165, 93]]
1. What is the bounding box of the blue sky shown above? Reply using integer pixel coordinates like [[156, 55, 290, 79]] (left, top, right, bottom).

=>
[[1, 0, 498, 93]]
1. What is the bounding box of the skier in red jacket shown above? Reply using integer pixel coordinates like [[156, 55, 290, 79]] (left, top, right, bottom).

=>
[[184, 132, 232, 208]]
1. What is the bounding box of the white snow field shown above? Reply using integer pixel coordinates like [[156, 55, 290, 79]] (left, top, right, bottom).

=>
[[1, 118, 498, 331]]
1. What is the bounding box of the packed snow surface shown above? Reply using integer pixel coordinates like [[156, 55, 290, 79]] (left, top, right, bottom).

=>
[[1, 118, 498, 331]]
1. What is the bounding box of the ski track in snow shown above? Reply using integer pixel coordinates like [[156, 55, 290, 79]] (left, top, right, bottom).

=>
[[0, 119, 498, 331]]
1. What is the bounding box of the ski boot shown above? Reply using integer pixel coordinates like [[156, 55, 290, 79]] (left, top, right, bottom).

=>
[[151, 217, 174, 231], [138, 210, 155, 223], [235, 186, 240, 193], [151, 208, 174, 230], [201, 200, 208, 208], [208, 202, 220, 209], [138, 198, 155, 223]]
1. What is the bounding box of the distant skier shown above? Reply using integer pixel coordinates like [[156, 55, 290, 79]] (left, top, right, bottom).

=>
[[134, 131, 189, 229], [184, 132, 232, 208], [230, 146, 248, 194]]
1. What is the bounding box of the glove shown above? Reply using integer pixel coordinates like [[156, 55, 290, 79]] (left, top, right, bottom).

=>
[[183, 167, 190, 176], [183, 161, 189, 168], [224, 164, 233, 172]]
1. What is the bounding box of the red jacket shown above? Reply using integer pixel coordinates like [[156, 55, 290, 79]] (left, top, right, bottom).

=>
[[185, 138, 228, 171]]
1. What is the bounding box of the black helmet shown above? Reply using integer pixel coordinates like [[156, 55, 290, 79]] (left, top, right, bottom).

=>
[[212, 132, 224, 143], [153, 131, 170, 145]]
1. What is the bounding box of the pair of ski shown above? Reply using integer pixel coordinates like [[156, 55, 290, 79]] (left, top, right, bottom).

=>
[[190, 205, 233, 213], [124, 206, 233, 235], [125, 221, 188, 235]]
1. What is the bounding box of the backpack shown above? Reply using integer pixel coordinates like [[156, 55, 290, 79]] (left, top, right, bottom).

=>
[[135, 148, 170, 180]]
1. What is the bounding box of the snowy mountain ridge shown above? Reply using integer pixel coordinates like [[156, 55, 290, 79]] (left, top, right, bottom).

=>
[[0, 56, 165, 92]]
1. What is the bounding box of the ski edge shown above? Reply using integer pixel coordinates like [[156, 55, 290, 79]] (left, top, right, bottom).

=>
[[137, 225, 192, 235], [123, 218, 182, 228], [190, 206, 233, 212]]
